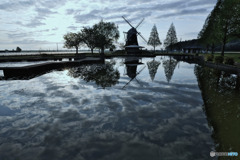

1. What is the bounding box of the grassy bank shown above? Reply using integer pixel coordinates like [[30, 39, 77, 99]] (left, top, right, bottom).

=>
[[199, 53, 240, 63]]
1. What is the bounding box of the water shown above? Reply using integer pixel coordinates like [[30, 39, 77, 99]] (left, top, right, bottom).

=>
[[0, 50, 98, 56], [0, 56, 239, 160]]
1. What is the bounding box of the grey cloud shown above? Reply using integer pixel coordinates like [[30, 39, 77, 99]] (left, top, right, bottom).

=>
[[157, 8, 208, 19], [24, 18, 46, 27], [1, 0, 61, 28], [150, 0, 187, 10], [68, 26, 78, 31], [12, 39, 51, 45], [51, 27, 58, 31], [111, 0, 216, 21], [7, 32, 33, 39], [74, 13, 101, 23], [66, 9, 76, 15], [7, 29, 49, 39], [71, 0, 214, 24], [0, 0, 67, 11], [73, 6, 152, 25], [38, 0, 67, 8], [0, 0, 35, 11], [35, 7, 57, 16], [187, 0, 217, 7], [151, 0, 217, 11]]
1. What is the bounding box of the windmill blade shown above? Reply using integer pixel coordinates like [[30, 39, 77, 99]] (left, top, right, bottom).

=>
[[122, 16, 134, 28], [135, 78, 144, 87], [122, 65, 146, 89], [138, 32, 148, 43], [135, 18, 144, 29]]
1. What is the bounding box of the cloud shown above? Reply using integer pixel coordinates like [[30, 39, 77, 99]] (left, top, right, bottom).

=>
[[12, 39, 51, 45], [6, 29, 50, 40], [157, 8, 208, 19], [74, 12, 101, 23], [66, 9, 76, 15], [51, 27, 58, 31], [70, 0, 215, 25], [67, 25, 78, 31], [0, 0, 67, 11], [187, 0, 217, 7], [35, 7, 57, 17], [38, 0, 67, 9], [0, 0, 35, 11], [0, 0, 217, 49]]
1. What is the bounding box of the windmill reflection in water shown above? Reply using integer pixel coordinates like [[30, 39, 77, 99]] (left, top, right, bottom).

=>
[[122, 57, 145, 89]]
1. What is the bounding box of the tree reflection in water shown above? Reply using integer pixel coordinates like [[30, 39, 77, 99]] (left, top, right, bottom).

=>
[[162, 57, 178, 83], [147, 59, 161, 81], [195, 65, 240, 154], [68, 61, 120, 88]]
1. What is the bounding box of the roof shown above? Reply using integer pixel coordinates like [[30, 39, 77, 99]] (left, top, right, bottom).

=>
[[125, 45, 144, 48]]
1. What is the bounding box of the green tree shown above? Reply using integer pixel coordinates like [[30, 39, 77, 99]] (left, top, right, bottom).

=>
[[198, 0, 240, 56], [217, 0, 240, 56], [164, 23, 178, 52], [63, 32, 83, 54], [81, 27, 98, 54], [147, 59, 161, 81], [16, 46, 22, 52], [68, 62, 120, 88], [93, 20, 119, 57], [118, 43, 125, 50], [148, 24, 162, 52], [198, 1, 221, 54], [162, 58, 178, 83]]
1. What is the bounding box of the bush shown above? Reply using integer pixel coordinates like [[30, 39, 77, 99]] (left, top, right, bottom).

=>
[[214, 56, 224, 64], [206, 54, 214, 61], [224, 57, 235, 65]]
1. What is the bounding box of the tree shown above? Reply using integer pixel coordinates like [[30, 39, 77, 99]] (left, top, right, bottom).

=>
[[148, 24, 162, 52], [68, 62, 120, 88], [118, 43, 125, 50], [162, 58, 178, 83], [147, 59, 161, 81], [81, 27, 98, 54], [217, 0, 240, 56], [198, 1, 221, 54], [93, 20, 120, 57], [63, 32, 83, 54], [198, 0, 240, 56], [16, 46, 22, 52], [164, 23, 178, 52]]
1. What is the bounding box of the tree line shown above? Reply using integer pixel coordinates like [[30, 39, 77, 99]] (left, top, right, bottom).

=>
[[198, 0, 240, 56], [63, 20, 119, 56], [147, 23, 178, 52], [64, 20, 179, 54]]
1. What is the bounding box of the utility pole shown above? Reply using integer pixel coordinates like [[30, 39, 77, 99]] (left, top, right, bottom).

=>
[[56, 43, 58, 52]]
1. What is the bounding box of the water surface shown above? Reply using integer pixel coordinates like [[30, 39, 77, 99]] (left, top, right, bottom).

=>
[[1, 56, 237, 160]]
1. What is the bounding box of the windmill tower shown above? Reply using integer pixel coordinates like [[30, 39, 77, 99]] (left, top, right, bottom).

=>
[[122, 16, 147, 54]]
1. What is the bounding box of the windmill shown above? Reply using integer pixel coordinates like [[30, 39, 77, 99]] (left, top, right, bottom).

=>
[[122, 16, 147, 54]]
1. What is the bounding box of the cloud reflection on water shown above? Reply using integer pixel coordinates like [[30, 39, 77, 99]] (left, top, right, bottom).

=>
[[0, 57, 214, 160]]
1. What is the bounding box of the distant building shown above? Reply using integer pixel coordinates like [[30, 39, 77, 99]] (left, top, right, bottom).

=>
[[168, 39, 204, 53]]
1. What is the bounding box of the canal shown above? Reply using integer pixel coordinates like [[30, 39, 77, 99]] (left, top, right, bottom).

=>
[[0, 56, 239, 160]]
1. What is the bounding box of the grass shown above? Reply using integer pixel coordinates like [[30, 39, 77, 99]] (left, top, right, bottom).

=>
[[200, 53, 240, 63]]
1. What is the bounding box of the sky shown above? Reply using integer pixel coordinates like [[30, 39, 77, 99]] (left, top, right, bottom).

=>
[[0, 0, 217, 51]]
